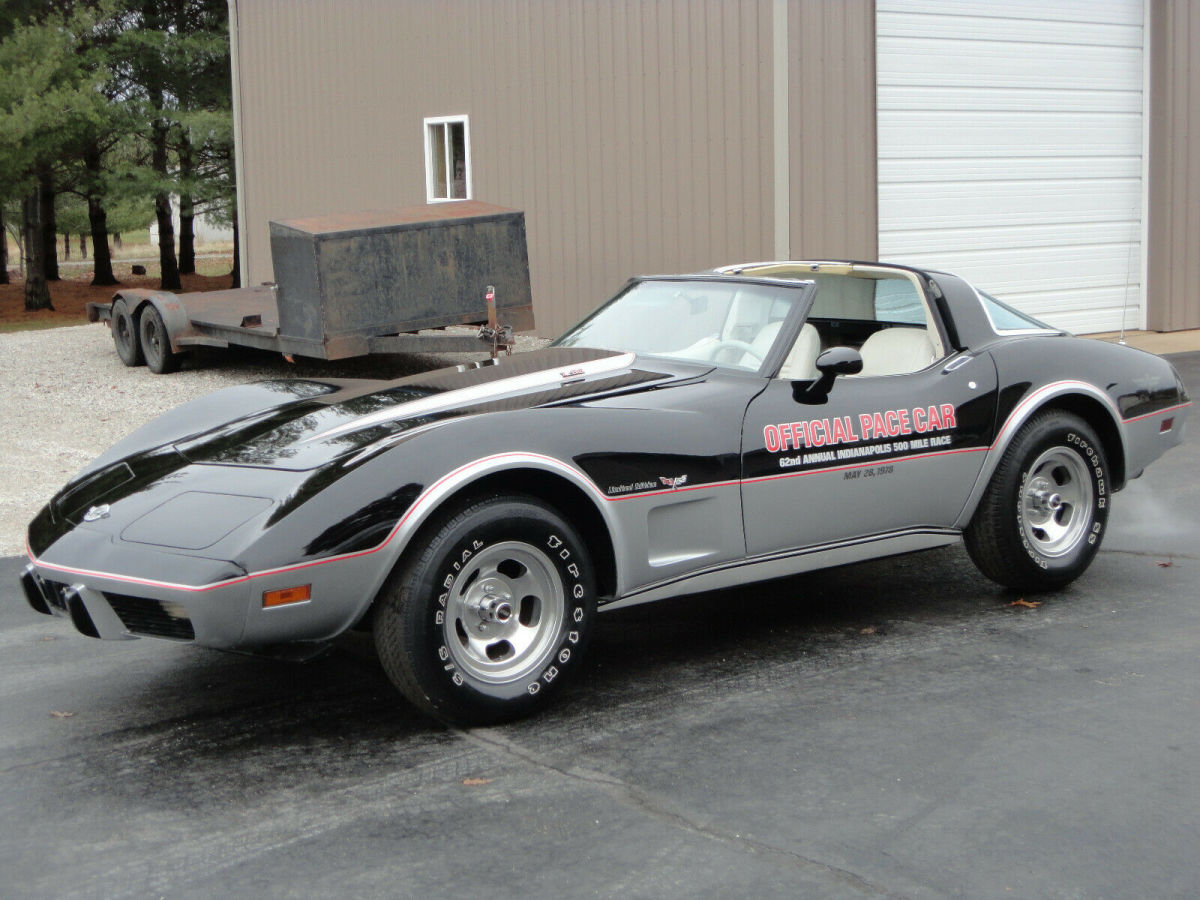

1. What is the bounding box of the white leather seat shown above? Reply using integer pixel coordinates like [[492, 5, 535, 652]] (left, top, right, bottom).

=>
[[778, 323, 821, 380], [855, 327, 936, 377]]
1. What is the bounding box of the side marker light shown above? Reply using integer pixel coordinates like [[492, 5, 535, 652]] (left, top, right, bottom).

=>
[[1160, 417, 1174, 433], [263, 585, 312, 608]]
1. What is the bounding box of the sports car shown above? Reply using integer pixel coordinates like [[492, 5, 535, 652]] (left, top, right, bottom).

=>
[[21, 261, 1191, 724]]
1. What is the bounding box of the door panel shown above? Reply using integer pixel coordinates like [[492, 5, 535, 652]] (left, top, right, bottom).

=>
[[741, 353, 998, 556]]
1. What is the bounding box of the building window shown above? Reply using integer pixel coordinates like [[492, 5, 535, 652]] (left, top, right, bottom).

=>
[[424, 116, 470, 202]]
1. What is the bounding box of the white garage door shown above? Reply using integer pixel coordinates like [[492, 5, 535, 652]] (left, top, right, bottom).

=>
[[876, 0, 1145, 333]]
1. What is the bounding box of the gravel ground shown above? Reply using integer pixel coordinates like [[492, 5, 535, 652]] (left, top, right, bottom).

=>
[[0, 323, 548, 556]]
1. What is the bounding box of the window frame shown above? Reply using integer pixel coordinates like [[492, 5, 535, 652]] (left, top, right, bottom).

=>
[[423, 115, 472, 203]]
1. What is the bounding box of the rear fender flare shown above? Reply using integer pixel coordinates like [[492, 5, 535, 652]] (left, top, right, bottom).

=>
[[954, 381, 1127, 530]]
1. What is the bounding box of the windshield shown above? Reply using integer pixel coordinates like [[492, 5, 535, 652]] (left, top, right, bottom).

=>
[[554, 278, 806, 372]]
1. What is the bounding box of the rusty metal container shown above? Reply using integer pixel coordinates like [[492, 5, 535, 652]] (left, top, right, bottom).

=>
[[269, 201, 534, 357]]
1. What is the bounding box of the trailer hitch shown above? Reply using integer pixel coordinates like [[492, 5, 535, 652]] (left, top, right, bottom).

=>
[[478, 284, 515, 358]]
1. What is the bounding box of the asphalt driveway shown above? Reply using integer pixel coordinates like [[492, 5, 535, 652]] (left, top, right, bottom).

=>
[[2, 353, 1196, 899]]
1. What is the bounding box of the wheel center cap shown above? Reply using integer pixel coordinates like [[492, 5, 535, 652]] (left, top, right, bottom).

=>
[[480, 594, 514, 623], [1028, 484, 1062, 515], [468, 582, 514, 624]]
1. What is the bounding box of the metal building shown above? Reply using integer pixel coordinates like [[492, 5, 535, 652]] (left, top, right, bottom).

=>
[[228, 0, 1200, 336]]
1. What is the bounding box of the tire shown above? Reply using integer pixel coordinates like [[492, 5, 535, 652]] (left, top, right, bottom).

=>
[[965, 410, 1109, 591], [138, 305, 181, 374], [374, 494, 596, 725], [111, 298, 144, 367]]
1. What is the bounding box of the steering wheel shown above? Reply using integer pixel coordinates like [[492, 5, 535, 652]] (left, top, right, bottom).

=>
[[709, 339, 764, 366]]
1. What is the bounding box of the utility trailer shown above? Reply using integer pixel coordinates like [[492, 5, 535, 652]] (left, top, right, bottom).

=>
[[88, 201, 535, 373]]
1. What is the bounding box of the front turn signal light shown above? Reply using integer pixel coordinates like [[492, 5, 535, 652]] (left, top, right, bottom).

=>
[[262, 585, 312, 608]]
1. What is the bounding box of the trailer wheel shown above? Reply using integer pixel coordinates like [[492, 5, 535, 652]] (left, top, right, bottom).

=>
[[139, 306, 181, 374], [111, 299, 144, 367]]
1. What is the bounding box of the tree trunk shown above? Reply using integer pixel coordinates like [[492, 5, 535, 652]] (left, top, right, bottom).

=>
[[230, 215, 240, 288], [178, 137, 195, 274], [85, 143, 118, 286], [39, 171, 59, 281], [80, 234, 87, 259], [88, 202, 119, 286], [64, 234, 70, 261], [179, 193, 195, 274], [22, 189, 53, 310], [151, 118, 181, 290], [0, 204, 8, 285]]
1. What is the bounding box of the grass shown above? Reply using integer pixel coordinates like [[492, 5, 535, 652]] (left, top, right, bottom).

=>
[[5, 230, 233, 270], [0, 317, 81, 334]]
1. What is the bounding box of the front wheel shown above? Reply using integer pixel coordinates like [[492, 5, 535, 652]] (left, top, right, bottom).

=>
[[965, 411, 1109, 591], [374, 494, 596, 725]]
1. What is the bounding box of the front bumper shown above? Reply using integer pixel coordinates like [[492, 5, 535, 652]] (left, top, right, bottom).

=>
[[21, 562, 244, 645], [22, 538, 386, 650]]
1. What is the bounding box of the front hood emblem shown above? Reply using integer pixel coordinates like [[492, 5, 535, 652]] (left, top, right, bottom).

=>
[[82, 504, 111, 522]]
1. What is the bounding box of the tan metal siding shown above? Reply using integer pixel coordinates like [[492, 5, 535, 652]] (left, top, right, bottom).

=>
[[232, 0, 781, 336], [1146, 0, 1200, 331], [788, 0, 878, 259]]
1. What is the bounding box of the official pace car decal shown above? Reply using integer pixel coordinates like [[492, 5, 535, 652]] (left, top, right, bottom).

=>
[[758, 402, 974, 475]]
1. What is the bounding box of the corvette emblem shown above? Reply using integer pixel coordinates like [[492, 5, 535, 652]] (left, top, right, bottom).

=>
[[659, 475, 688, 488], [82, 504, 111, 522]]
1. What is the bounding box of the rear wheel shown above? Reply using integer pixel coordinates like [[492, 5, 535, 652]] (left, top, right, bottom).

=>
[[111, 298, 143, 367], [139, 305, 181, 374], [965, 411, 1109, 591], [374, 494, 596, 725]]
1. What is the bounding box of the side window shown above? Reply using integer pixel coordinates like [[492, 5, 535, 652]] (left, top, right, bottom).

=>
[[424, 116, 471, 202], [873, 278, 924, 325], [805, 272, 945, 377]]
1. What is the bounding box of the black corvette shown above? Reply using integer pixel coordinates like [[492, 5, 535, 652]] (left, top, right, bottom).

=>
[[21, 261, 1190, 724]]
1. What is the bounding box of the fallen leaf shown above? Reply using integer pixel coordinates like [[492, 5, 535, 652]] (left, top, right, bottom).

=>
[[1156, 560, 1173, 568], [860, 626, 877, 635], [50, 710, 75, 718], [38, 635, 57, 642], [461, 777, 492, 786], [1009, 599, 1042, 609]]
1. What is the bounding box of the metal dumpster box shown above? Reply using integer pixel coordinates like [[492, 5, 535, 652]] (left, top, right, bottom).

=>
[[269, 201, 534, 355]]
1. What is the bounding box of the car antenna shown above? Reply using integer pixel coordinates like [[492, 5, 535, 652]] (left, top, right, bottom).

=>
[[1117, 205, 1137, 346]]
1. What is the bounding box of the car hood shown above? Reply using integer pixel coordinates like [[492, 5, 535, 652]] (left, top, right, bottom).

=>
[[172, 347, 698, 471], [29, 348, 713, 563]]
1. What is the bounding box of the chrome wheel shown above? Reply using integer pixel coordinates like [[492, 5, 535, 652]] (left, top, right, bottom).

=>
[[444, 540, 565, 685], [965, 411, 1108, 591], [375, 494, 596, 724], [1020, 447, 1093, 557]]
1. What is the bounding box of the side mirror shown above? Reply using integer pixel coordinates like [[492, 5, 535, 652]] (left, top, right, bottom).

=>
[[815, 346, 864, 377], [794, 347, 863, 404]]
